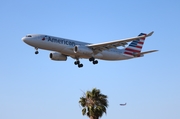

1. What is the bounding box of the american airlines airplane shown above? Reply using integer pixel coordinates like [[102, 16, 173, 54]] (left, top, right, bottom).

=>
[[22, 31, 158, 68]]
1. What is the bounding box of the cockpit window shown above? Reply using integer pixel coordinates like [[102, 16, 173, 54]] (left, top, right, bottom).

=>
[[26, 35, 32, 37]]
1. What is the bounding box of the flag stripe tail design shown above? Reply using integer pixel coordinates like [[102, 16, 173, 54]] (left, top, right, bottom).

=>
[[124, 33, 146, 57]]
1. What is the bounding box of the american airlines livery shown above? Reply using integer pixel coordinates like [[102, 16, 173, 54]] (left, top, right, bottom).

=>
[[22, 31, 158, 68]]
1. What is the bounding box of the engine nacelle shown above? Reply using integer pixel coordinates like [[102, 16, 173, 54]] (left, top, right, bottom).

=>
[[49, 52, 67, 61], [74, 45, 93, 55]]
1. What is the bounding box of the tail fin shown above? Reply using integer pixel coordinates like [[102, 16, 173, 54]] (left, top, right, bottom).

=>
[[124, 33, 147, 57]]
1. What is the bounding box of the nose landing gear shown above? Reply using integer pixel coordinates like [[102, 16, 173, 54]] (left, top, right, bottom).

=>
[[35, 51, 39, 54], [35, 47, 39, 54]]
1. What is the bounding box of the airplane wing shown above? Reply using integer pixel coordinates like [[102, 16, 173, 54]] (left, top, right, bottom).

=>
[[87, 31, 154, 53]]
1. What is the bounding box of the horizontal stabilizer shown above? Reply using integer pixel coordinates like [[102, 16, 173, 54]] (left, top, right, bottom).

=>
[[140, 50, 158, 55]]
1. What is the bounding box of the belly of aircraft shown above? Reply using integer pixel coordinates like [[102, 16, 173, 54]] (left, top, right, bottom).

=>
[[96, 51, 130, 61]]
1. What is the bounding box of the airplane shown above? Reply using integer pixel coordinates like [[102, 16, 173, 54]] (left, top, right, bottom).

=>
[[120, 103, 127, 106], [22, 31, 158, 68]]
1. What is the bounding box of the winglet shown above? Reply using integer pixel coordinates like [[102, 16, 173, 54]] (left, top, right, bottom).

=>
[[146, 31, 154, 37]]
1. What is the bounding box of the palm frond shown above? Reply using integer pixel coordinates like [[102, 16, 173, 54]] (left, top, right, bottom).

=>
[[79, 88, 108, 119], [82, 108, 86, 115]]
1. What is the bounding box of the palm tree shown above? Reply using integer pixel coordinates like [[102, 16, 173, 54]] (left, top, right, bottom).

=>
[[79, 88, 108, 119]]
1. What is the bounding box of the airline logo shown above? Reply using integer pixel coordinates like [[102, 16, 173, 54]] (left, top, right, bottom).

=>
[[42, 37, 45, 41], [41, 35, 76, 46], [124, 33, 146, 57]]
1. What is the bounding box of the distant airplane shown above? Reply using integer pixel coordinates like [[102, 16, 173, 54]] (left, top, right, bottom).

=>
[[120, 103, 127, 106], [22, 31, 158, 68]]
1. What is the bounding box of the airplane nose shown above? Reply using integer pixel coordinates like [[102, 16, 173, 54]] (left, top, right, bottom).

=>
[[22, 35, 37, 46], [22, 37, 27, 42], [22, 37, 30, 44]]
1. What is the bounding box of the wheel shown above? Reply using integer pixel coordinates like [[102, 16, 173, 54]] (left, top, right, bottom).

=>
[[74, 61, 78, 65], [93, 60, 98, 64], [76, 60, 80, 64], [80, 64, 83, 67], [35, 51, 39, 54], [78, 64, 83, 68], [74, 60, 80, 65], [89, 57, 94, 62]]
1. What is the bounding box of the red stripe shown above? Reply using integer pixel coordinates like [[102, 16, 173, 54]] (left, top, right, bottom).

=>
[[124, 52, 133, 56], [136, 45, 142, 48], [138, 42, 144, 45], [140, 37, 145, 40], [125, 48, 141, 53], [124, 51, 141, 57]]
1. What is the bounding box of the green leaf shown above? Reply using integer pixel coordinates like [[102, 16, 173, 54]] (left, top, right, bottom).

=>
[[82, 108, 86, 115]]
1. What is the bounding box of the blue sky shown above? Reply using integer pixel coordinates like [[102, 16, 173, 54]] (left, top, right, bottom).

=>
[[0, 0, 180, 119]]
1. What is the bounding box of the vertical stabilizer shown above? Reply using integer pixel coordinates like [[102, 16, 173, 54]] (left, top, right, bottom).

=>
[[124, 33, 147, 57]]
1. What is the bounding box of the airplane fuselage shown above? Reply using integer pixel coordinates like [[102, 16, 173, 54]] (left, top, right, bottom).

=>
[[22, 34, 132, 61]]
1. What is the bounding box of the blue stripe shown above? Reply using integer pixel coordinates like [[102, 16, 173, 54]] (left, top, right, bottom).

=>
[[130, 43, 137, 46], [132, 40, 139, 43], [129, 39, 140, 47], [131, 42, 138, 44], [138, 33, 146, 36], [132, 42, 138, 44], [133, 39, 140, 42]]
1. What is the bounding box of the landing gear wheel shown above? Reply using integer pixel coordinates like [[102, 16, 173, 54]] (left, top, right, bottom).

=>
[[89, 57, 98, 65], [89, 57, 95, 62], [74, 59, 83, 68], [35, 47, 39, 54], [35, 51, 39, 54], [78, 64, 83, 68], [76, 60, 80, 64], [74, 61, 77, 65], [93, 60, 98, 64], [74, 60, 80, 65]]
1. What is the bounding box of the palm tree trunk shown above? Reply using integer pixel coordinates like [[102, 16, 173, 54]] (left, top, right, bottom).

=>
[[90, 116, 94, 119], [90, 116, 98, 119]]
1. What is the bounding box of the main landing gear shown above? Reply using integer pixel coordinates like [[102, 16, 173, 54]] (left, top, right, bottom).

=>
[[35, 47, 39, 54], [74, 60, 83, 68], [89, 57, 98, 65], [74, 57, 98, 68]]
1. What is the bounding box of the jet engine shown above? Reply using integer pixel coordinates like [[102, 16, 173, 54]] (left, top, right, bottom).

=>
[[49, 52, 67, 61], [74, 45, 93, 55]]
